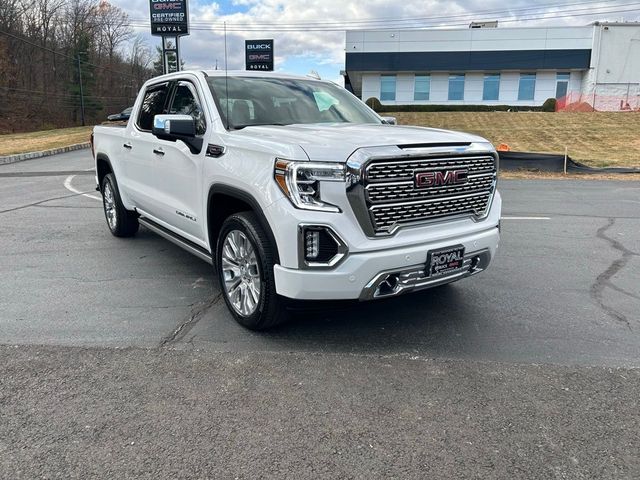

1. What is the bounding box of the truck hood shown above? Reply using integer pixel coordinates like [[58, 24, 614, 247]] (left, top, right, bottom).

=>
[[232, 123, 491, 161]]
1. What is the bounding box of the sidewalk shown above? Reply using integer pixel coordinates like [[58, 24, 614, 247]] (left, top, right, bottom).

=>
[[0, 142, 89, 165]]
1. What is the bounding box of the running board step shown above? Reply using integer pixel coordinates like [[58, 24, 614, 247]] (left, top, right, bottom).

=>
[[138, 217, 213, 265]]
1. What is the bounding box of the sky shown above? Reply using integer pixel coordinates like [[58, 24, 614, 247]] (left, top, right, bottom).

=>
[[111, 0, 640, 83]]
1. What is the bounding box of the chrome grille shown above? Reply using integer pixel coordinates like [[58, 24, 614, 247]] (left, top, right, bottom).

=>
[[367, 156, 494, 182], [366, 173, 494, 204], [363, 154, 497, 234], [370, 192, 492, 231]]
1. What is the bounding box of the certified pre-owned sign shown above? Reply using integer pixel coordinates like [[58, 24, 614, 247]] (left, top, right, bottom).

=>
[[149, 0, 189, 36], [245, 39, 274, 71]]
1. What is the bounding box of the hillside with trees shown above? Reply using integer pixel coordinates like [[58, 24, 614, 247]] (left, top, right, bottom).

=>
[[0, 0, 157, 133]]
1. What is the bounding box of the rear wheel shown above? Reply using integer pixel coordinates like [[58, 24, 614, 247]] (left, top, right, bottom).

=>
[[216, 212, 289, 330], [101, 173, 138, 237]]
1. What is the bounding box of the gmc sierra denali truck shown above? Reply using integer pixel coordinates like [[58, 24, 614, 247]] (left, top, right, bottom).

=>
[[92, 70, 501, 330]]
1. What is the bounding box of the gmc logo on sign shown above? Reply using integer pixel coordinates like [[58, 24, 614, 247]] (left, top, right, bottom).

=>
[[415, 170, 468, 188]]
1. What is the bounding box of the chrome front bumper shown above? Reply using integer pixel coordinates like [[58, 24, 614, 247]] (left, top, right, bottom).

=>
[[359, 249, 491, 300]]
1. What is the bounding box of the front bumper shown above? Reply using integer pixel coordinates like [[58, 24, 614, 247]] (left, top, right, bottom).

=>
[[273, 224, 499, 300]]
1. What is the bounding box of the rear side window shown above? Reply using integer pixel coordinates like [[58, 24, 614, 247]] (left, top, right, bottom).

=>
[[137, 83, 169, 131]]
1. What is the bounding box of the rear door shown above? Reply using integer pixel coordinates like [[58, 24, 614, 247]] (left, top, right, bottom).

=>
[[123, 82, 171, 213], [147, 79, 208, 243]]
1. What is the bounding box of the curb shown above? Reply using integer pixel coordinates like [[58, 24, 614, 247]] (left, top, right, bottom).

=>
[[0, 142, 90, 166]]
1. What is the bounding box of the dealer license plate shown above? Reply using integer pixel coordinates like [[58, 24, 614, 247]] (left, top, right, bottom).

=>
[[427, 245, 466, 277]]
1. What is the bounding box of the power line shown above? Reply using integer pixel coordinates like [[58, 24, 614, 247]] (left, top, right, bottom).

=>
[[126, 0, 640, 29], [128, 0, 635, 27], [0, 95, 132, 105], [0, 29, 140, 80], [0, 86, 136, 100], [124, 6, 640, 32], [32, 104, 134, 110]]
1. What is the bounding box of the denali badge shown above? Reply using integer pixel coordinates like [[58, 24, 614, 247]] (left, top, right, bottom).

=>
[[415, 169, 468, 188]]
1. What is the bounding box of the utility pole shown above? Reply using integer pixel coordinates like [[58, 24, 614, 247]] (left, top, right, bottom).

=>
[[77, 54, 86, 127]]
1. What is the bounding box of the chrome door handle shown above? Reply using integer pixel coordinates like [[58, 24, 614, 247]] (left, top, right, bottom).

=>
[[123, 142, 132, 149], [153, 148, 165, 156]]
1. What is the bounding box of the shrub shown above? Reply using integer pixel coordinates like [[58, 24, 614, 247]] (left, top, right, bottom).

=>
[[542, 98, 557, 112], [365, 97, 382, 111]]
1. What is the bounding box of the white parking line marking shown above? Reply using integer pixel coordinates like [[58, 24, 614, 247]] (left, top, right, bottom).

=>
[[63, 173, 101, 201], [500, 216, 551, 220]]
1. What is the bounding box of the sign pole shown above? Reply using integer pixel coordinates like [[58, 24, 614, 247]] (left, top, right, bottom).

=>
[[150, 0, 189, 74], [161, 36, 180, 74], [77, 54, 85, 127], [176, 36, 180, 71]]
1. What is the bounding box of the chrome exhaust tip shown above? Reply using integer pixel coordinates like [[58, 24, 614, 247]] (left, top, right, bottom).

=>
[[377, 273, 400, 297], [469, 255, 483, 275]]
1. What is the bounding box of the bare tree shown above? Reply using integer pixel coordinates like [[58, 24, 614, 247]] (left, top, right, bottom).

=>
[[96, 1, 132, 65], [0, 0, 154, 133]]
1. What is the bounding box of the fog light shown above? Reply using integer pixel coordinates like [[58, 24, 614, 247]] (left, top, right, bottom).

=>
[[299, 225, 348, 268], [305, 230, 320, 260]]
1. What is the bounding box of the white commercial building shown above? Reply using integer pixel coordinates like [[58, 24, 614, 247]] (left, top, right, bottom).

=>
[[344, 22, 640, 111]]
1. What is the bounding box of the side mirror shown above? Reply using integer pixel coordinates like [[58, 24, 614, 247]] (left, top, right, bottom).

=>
[[153, 114, 196, 138], [381, 116, 397, 125], [152, 114, 203, 154]]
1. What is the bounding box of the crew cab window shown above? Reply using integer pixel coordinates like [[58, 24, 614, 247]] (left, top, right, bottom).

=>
[[169, 82, 206, 135], [136, 83, 169, 131]]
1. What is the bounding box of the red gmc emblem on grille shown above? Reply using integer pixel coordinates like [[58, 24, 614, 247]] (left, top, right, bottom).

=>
[[415, 169, 468, 188]]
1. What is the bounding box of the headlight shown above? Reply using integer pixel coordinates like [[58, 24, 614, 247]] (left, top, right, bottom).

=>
[[274, 159, 345, 212]]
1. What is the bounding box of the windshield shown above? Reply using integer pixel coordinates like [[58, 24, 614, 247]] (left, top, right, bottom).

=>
[[206, 76, 381, 129]]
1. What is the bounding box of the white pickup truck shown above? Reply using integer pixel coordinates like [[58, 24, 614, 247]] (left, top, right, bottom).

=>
[[91, 70, 501, 330]]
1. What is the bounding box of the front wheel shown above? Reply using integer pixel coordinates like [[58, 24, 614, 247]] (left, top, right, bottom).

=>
[[216, 212, 288, 330]]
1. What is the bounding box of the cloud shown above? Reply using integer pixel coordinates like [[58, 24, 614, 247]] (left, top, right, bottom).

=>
[[110, 0, 640, 77]]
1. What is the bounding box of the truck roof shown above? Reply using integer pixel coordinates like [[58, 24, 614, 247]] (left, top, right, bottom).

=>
[[147, 70, 323, 83]]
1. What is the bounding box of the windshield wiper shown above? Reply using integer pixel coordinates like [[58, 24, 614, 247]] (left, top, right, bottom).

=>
[[231, 122, 288, 130]]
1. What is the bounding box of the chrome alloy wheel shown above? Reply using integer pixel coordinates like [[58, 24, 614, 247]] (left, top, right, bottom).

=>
[[221, 230, 262, 316], [103, 181, 117, 230]]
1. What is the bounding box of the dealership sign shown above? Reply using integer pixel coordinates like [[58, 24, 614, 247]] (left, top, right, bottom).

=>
[[245, 40, 274, 71], [149, 0, 189, 36]]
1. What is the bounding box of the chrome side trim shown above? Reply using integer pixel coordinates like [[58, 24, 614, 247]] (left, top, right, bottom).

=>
[[139, 217, 213, 265]]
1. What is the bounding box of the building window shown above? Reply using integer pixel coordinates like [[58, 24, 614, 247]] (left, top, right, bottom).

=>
[[518, 73, 536, 101], [482, 74, 500, 101], [414, 75, 430, 101], [380, 75, 396, 101], [448, 74, 465, 101], [556, 72, 570, 99]]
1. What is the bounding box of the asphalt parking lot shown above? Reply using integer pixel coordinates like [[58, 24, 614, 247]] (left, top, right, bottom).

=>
[[1, 150, 639, 478]]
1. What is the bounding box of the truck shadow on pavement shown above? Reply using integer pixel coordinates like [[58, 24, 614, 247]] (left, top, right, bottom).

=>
[[252, 283, 492, 357]]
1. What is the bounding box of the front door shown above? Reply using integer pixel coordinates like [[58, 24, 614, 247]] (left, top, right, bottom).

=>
[[148, 80, 208, 243]]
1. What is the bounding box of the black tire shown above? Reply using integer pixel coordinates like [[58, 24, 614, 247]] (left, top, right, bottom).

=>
[[101, 173, 139, 237], [216, 212, 289, 330]]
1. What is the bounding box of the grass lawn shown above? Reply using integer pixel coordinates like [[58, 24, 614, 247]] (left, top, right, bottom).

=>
[[392, 111, 640, 168], [0, 126, 93, 157], [1, 113, 639, 169]]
